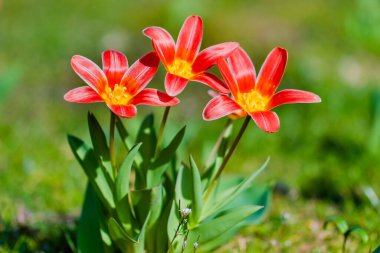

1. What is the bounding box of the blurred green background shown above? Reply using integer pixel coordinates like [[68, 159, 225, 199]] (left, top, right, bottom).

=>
[[1, 0, 380, 251]]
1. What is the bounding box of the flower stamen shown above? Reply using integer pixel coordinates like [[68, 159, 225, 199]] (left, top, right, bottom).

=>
[[103, 84, 131, 105], [168, 59, 194, 79], [237, 90, 270, 113]]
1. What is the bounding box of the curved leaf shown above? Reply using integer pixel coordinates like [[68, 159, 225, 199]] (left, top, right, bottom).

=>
[[116, 143, 142, 202], [88, 112, 113, 181], [201, 157, 269, 220], [77, 183, 105, 253], [136, 114, 157, 166], [189, 156, 203, 226], [189, 205, 262, 244], [108, 217, 136, 244], [347, 226, 369, 243], [67, 135, 115, 209], [323, 216, 349, 234], [152, 126, 186, 168], [373, 244, 380, 253]]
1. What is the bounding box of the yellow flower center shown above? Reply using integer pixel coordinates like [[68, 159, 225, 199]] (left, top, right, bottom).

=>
[[102, 84, 131, 105], [236, 90, 270, 113], [168, 59, 194, 79]]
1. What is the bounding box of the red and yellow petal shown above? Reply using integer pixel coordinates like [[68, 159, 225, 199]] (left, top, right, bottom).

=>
[[228, 47, 256, 93], [175, 15, 203, 63], [107, 104, 137, 118], [120, 52, 159, 96], [217, 58, 239, 98], [102, 50, 128, 88], [165, 73, 189, 97], [130, 88, 179, 106], [143, 26, 176, 68], [269, 89, 321, 109], [71, 55, 108, 92], [249, 111, 280, 133], [203, 95, 242, 121], [256, 47, 288, 97], [64, 86, 103, 103], [192, 42, 239, 73], [192, 72, 230, 94]]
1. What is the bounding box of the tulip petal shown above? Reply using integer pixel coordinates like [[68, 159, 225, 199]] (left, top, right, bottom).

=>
[[256, 47, 288, 97], [71, 55, 108, 92], [107, 104, 137, 118], [228, 47, 256, 93], [120, 52, 159, 96], [217, 58, 239, 98], [130, 88, 180, 106], [64, 86, 103, 103], [192, 42, 239, 73], [165, 73, 189, 97], [102, 50, 128, 88], [203, 95, 242, 121], [143, 26, 176, 67], [176, 16, 203, 63], [250, 111, 280, 133], [269, 89, 321, 109], [192, 72, 230, 93]]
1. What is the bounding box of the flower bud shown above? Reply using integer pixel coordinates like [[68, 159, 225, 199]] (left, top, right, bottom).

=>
[[182, 208, 192, 217]]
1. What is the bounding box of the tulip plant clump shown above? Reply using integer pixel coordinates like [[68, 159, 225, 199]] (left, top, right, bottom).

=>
[[64, 16, 321, 253]]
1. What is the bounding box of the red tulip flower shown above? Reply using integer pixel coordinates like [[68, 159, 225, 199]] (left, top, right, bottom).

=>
[[143, 15, 239, 96], [203, 47, 321, 133], [64, 50, 179, 118]]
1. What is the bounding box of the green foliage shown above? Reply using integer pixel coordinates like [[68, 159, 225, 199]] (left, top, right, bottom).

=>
[[67, 135, 115, 210], [77, 184, 106, 253], [324, 216, 370, 252], [324, 216, 349, 234], [115, 143, 142, 202], [67, 112, 269, 252], [373, 244, 380, 253]]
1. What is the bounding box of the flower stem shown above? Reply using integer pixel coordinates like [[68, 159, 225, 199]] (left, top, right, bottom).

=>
[[205, 118, 232, 168], [155, 106, 171, 156], [109, 110, 116, 177], [204, 116, 250, 201]]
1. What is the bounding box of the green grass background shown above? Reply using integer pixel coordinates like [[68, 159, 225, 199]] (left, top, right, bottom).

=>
[[1, 0, 380, 251]]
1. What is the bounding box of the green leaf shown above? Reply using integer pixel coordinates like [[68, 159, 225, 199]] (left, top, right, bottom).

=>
[[174, 165, 192, 208], [130, 189, 152, 224], [115, 194, 138, 236], [115, 115, 129, 149], [347, 226, 369, 243], [108, 217, 136, 244], [115, 115, 143, 165], [77, 183, 105, 253], [152, 126, 186, 168], [189, 205, 262, 244], [146, 164, 170, 188], [195, 225, 239, 252], [189, 156, 202, 226], [373, 244, 380, 253], [146, 197, 171, 253], [323, 216, 349, 234], [136, 114, 157, 166], [220, 179, 272, 226], [201, 157, 269, 220], [167, 200, 180, 245], [137, 211, 151, 243], [88, 112, 113, 181], [115, 143, 142, 202], [68, 135, 115, 209], [147, 185, 164, 229]]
